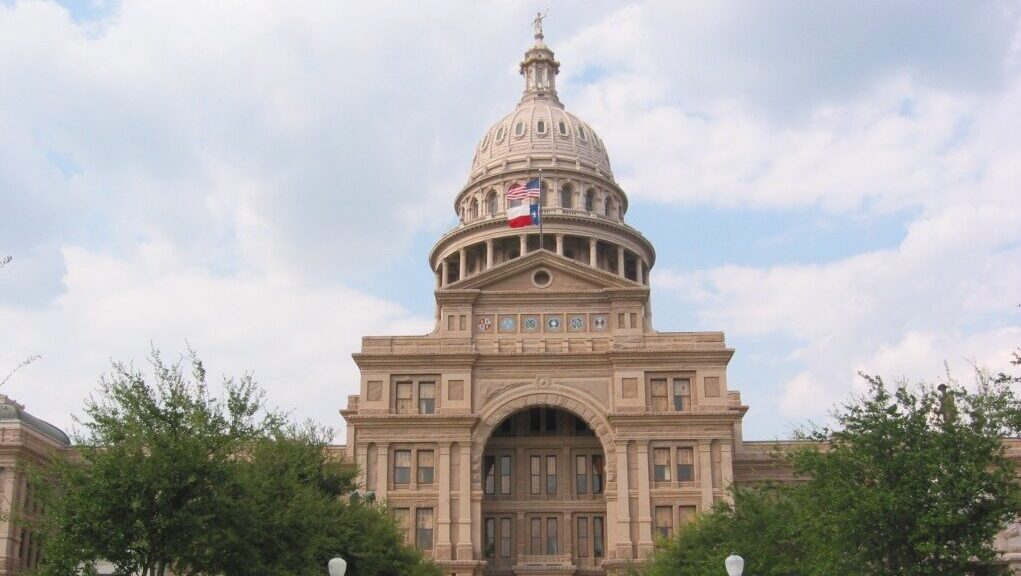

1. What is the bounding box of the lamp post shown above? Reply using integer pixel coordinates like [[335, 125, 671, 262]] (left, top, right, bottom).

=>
[[725, 554, 744, 576], [328, 557, 347, 576]]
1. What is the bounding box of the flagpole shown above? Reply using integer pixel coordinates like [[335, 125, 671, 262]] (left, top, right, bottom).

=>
[[538, 168, 544, 251]]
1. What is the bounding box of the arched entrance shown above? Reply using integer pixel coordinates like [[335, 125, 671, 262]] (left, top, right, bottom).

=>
[[478, 404, 608, 575]]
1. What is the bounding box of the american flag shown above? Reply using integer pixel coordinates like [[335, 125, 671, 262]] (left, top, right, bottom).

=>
[[506, 178, 541, 200]]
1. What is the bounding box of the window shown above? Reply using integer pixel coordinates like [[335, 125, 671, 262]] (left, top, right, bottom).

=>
[[485, 518, 496, 558], [654, 448, 671, 482], [515, 121, 524, 136], [546, 517, 558, 555], [530, 518, 542, 554], [577, 517, 589, 557], [592, 455, 605, 494], [604, 198, 612, 216], [558, 121, 567, 135], [560, 184, 573, 208], [544, 408, 558, 432], [416, 508, 434, 550], [500, 455, 512, 495], [393, 508, 410, 542], [677, 448, 695, 482], [584, 189, 594, 212], [546, 455, 558, 494], [487, 191, 497, 214], [529, 408, 541, 433], [577, 125, 586, 140], [484, 455, 496, 495], [673, 378, 691, 411], [500, 517, 512, 557], [419, 382, 435, 414], [576, 455, 588, 494], [468, 200, 478, 221], [593, 517, 605, 557], [537, 120, 546, 134], [496, 126, 505, 141], [655, 506, 673, 539], [396, 382, 412, 414], [530, 455, 542, 495], [650, 379, 668, 411], [394, 450, 411, 484], [417, 450, 434, 484]]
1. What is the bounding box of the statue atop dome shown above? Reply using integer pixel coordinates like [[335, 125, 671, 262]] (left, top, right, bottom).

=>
[[533, 9, 548, 40]]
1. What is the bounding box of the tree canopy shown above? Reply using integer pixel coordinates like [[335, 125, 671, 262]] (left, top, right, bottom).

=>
[[643, 351, 1021, 576], [26, 349, 439, 576]]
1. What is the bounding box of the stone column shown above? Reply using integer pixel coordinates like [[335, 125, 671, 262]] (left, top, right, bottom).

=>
[[613, 442, 633, 559], [639, 261, 646, 285], [376, 443, 389, 500], [635, 443, 654, 555], [721, 441, 734, 504], [458, 247, 467, 280], [556, 234, 564, 256], [437, 443, 452, 559], [356, 446, 369, 494], [441, 260, 449, 287], [699, 440, 713, 510], [617, 245, 625, 277], [457, 445, 473, 559], [486, 239, 494, 269], [589, 237, 597, 267], [519, 234, 528, 256]]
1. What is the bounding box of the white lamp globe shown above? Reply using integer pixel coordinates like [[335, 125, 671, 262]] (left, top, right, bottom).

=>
[[725, 554, 744, 576], [328, 557, 347, 576]]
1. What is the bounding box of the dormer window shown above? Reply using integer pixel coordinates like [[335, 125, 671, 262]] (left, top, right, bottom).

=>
[[537, 120, 546, 134], [496, 127, 505, 141], [515, 121, 525, 137], [577, 126, 586, 140]]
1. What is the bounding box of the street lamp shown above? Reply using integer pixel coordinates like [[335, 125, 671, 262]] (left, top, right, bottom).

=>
[[328, 557, 347, 576], [725, 554, 744, 576]]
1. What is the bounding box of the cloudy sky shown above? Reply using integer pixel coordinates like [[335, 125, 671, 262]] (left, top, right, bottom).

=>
[[2, 0, 1019, 442]]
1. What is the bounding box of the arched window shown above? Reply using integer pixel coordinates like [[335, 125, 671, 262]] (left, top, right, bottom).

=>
[[496, 127, 505, 141], [560, 184, 573, 209], [585, 189, 595, 212], [537, 120, 546, 134], [577, 125, 586, 140], [515, 121, 525, 137], [486, 190, 497, 215], [558, 121, 567, 136], [469, 199, 479, 220], [604, 197, 612, 216]]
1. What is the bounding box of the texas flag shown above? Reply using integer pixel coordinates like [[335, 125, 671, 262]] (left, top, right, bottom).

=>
[[507, 203, 540, 228]]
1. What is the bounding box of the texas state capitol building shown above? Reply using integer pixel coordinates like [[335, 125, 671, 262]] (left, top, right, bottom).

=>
[[339, 22, 1019, 576]]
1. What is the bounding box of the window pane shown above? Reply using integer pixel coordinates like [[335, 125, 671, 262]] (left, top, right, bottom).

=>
[[396, 382, 412, 413], [419, 382, 435, 414], [592, 455, 605, 494], [545, 408, 557, 432], [500, 455, 512, 495], [655, 506, 673, 539], [393, 508, 410, 543], [654, 448, 671, 482], [500, 518, 512, 557], [530, 455, 541, 495], [673, 378, 691, 411], [531, 518, 542, 554], [576, 455, 588, 494], [678, 447, 695, 482], [593, 517, 605, 557], [394, 450, 411, 484], [484, 456, 495, 495], [416, 509, 434, 550], [529, 408, 541, 433], [546, 456, 557, 495], [577, 517, 589, 557], [418, 450, 434, 484], [485, 518, 496, 558], [546, 518, 558, 555]]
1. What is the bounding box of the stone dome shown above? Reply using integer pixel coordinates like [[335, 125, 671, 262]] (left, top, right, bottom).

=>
[[466, 37, 613, 185]]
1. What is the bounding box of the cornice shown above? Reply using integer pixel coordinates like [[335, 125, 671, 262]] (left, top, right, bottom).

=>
[[352, 352, 478, 369], [457, 163, 628, 213]]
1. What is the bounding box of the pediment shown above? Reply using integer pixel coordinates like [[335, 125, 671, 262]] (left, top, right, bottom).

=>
[[444, 250, 638, 293]]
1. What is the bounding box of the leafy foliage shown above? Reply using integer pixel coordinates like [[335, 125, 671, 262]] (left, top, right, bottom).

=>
[[27, 349, 439, 576], [643, 354, 1021, 576]]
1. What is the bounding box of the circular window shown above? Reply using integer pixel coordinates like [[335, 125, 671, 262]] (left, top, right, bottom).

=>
[[532, 269, 552, 288]]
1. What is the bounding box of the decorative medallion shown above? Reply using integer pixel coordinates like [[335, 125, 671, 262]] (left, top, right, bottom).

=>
[[498, 315, 517, 333], [477, 316, 493, 333], [546, 316, 562, 331], [523, 315, 540, 332], [592, 315, 608, 331], [568, 315, 586, 332]]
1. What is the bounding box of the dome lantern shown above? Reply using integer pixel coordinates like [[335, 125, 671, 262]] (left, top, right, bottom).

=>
[[520, 11, 561, 105]]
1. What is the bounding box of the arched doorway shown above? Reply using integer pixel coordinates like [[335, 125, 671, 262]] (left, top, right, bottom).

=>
[[480, 406, 607, 574]]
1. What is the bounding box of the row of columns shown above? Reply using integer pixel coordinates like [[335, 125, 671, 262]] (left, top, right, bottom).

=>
[[438, 233, 648, 287]]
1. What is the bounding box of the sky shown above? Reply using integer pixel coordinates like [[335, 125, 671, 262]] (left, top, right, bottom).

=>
[[1, 0, 1020, 442]]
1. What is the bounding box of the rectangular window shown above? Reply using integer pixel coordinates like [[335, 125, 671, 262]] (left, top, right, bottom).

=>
[[417, 450, 435, 484], [655, 506, 673, 539], [592, 455, 605, 494], [393, 508, 410, 541], [650, 378, 668, 411], [677, 447, 695, 482], [396, 382, 413, 414], [577, 517, 589, 557], [485, 518, 496, 558], [530, 455, 541, 495], [394, 450, 411, 484], [546, 517, 558, 555], [546, 455, 558, 495], [500, 517, 512, 558], [530, 518, 542, 554], [484, 456, 496, 495], [576, 455, 588, 494], [679, 506, 697, 526], [544, 408, 557, 432], [500, 455, 512, 495], [653, 448, 671, 482], [673, 378, 691, 411], [593, 517, 604, 557], [419, 382, 435, 414], [416, 508, 434, 550], [529, 408, 541, 433]]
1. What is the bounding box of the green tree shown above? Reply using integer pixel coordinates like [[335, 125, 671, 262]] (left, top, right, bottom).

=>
[[28, 349, 439, 576], [643, 354, 1021, 576]]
